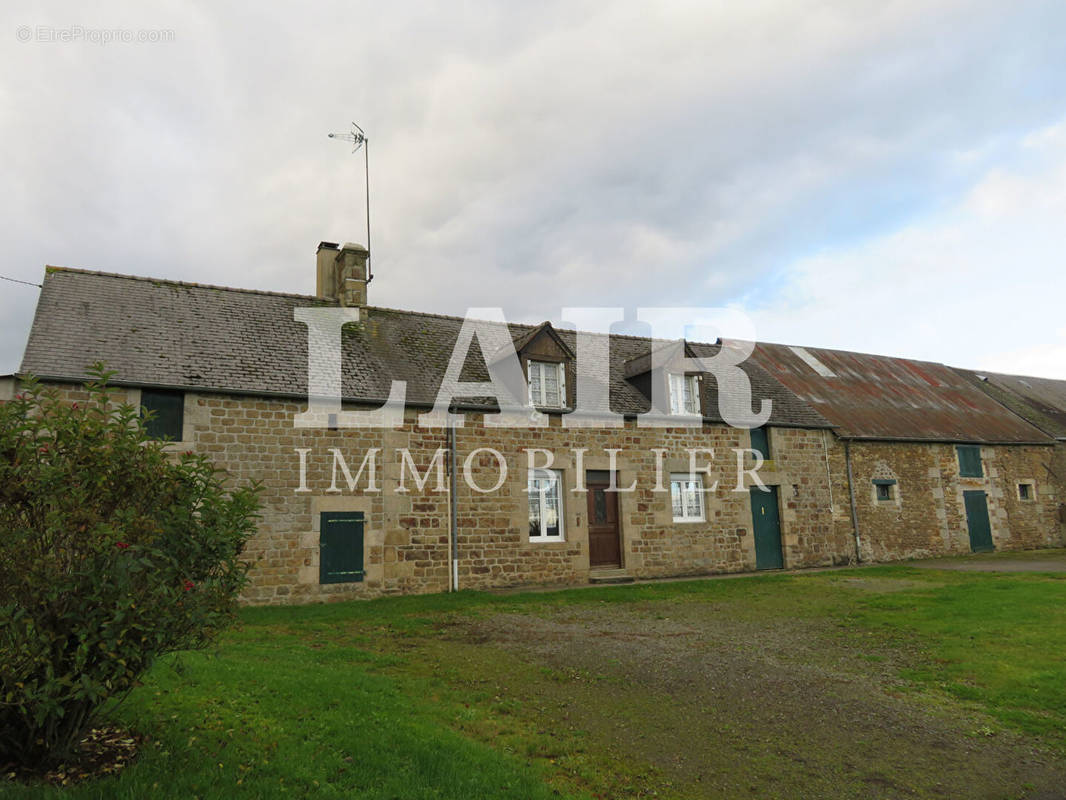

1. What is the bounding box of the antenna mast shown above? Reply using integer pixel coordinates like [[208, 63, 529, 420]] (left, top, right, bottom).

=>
[[327, 122, 373, 283]]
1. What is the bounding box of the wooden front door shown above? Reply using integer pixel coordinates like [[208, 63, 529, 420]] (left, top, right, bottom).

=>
[[750, 486, 784, 570], [587, 480, 621, 568], [964, 490, 994, 552]]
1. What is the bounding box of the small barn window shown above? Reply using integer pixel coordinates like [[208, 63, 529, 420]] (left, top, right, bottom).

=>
[[140, 389, 184, 441], [1018, 483, 1034, 501], [956, 445, 983, 478], [873, 478, 896, 502]]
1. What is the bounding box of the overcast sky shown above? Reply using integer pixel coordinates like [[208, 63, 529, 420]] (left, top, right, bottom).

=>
[[2, 1, 1064, 378]]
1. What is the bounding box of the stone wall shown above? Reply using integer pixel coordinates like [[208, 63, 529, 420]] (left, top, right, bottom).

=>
[[154, 389, 843, 602], [829, 439, 1063, 562], [5, 381, 1063, 605]]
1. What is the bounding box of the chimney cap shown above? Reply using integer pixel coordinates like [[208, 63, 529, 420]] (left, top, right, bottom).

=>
[[317, 241, 339, 252], [339, 242, 368, 253]]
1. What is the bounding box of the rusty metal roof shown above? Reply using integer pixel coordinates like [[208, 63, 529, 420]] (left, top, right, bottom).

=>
[[747, 342, 1053, 444], [955, 368, 1066, 440]]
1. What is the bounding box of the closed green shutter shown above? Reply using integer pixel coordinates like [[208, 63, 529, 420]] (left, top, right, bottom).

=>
[[140, 389, 184, 441], [956, 445, 983, 478], [320, 512, 365, 584], [749, 427, 771, 460]]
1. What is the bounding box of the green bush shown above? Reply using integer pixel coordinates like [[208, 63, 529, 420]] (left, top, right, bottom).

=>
[[0, 366, 260, 769]]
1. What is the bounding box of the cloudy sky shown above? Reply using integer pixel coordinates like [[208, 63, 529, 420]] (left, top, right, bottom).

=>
[[2, 1, 1064, 378]]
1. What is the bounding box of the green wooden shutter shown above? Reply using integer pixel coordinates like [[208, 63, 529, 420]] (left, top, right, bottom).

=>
[[320, 511, 365, 584], [956, 445, 983, 477], [140, 389, 184, 441], [749, 427, 771, 460]]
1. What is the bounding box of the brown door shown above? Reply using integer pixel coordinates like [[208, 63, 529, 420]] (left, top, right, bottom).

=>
[[587, 480, 621, 567]]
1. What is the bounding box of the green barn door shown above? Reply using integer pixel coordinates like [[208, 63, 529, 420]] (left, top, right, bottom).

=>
[[320, 511, 365, 584], [750, 486, 784, 570], [963, 491, 994, 553]]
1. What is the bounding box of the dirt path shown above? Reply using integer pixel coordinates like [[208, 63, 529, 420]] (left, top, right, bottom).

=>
[[447, 599, 1066, 799]]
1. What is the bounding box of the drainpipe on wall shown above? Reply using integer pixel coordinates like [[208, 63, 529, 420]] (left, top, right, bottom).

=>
[[448, 423, 459, 592], [844, 439, 862, 564], [822, 429, 835, 513]]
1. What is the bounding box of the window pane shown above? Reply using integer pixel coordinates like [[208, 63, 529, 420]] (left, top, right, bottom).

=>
[[669, 374, 682, 414], [544, 477, 560, 537], [671, 480, 684, 518], [530, 470, 563, 538], [528, 477, 542, 537], [671, 475, 704, 520], [683, 376, 696, 414], [593, 488, 607, 524], [529, 362, 542, 405], [686, 480, 702, 517], [141, 389, 184, 441], [544, 363, 560, 406]]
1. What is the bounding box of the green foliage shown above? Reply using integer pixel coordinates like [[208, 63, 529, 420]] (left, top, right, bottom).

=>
[[0, 366, 260, 768]]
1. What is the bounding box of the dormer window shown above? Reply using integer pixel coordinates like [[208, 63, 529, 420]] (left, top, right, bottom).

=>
[[668, 373, 700, 415], [528, 360, 566, 408]]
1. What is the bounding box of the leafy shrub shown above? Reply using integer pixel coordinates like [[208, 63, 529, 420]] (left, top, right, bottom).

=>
[[0, 367, 259, 768]]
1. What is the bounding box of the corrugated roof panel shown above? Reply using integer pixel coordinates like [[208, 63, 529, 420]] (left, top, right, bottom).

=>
[[955, 368, 1066, 440], [748, 342, 1052, 444]]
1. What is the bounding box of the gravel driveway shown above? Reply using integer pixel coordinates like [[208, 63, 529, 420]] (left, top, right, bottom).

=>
[[448, 593, 1066, 799]]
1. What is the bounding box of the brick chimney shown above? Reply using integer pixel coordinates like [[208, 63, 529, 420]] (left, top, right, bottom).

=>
[[316, 241, 368, 307]]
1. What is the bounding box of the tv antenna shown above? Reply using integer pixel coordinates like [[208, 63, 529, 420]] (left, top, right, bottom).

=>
[[327, 122, 373, 283]]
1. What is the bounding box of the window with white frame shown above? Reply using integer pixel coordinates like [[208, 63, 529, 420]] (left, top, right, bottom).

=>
[[670, 473, 705, 522], [668, 373, 700, 415], [528, 468, 565, 540], [528, 360, 566, 408]]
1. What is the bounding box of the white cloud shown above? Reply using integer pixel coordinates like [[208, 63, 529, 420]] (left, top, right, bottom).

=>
[[2, 0, 1066, 378], [747, 118, 1066, 378]]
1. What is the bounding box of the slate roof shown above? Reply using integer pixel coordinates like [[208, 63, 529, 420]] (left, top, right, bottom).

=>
[[955, 369, 1066, 441], [747, 341, 1053, 444], [19, 267, 831, 429]]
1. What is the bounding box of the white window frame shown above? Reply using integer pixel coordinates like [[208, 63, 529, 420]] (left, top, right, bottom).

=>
[[668, 373, 700, 415], [670, 472, 706, 523], [527, 360, 566, 408], [528, 468, 565, 541]]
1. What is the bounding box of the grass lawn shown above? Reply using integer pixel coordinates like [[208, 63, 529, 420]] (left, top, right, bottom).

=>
[[6, 558, 1066, 799]]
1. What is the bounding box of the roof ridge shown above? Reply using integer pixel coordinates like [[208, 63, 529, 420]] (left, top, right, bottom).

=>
[[956, 366, 1066, 384], [367, 304, 722, 347], [44, 266, 328, 303], [752, 338, 959, 370], [41, 267, 782, 353]]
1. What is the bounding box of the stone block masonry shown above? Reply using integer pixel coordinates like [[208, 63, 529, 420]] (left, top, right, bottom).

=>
[[5, 382, 1063, 604], [826, 439, 1063, 563]]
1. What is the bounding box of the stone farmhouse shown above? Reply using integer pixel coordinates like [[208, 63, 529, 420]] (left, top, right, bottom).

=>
[[4, 242, 1064, 604]]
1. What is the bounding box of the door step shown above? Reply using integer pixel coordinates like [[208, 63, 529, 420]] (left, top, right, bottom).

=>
[[589, 568, 634, 585]]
